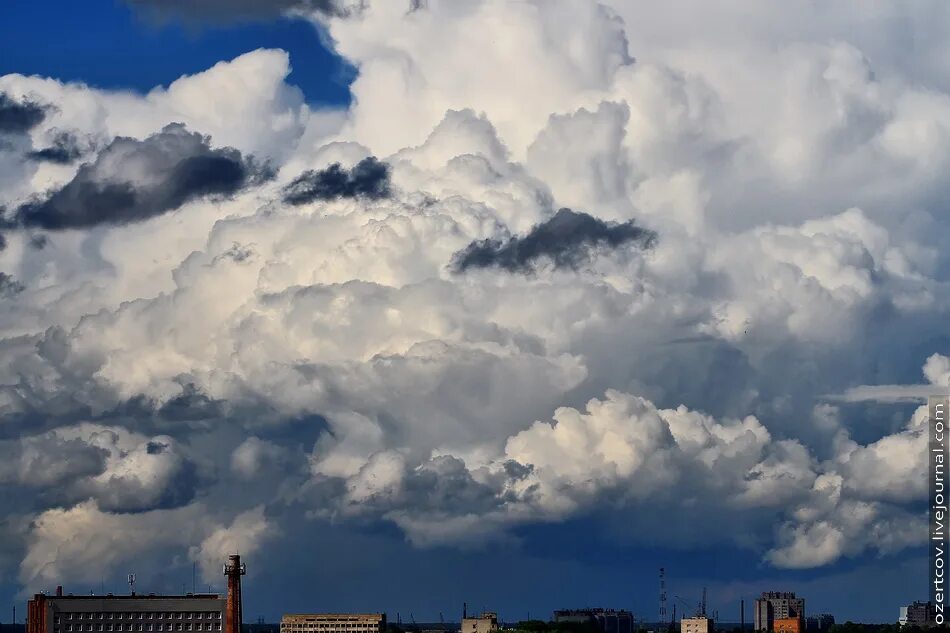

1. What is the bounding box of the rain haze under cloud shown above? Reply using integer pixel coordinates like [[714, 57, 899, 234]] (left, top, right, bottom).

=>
[[0, 0, 946, 623]]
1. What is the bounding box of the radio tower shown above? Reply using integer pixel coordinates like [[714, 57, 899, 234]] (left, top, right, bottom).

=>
[[659, 568, 667, 628]]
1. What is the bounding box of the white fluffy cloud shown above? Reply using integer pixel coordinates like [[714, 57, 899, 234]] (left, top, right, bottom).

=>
[[0, 0, 944, 592]]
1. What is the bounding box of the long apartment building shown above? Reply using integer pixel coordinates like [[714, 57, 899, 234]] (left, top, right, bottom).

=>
[[280, 614, 386, 633]]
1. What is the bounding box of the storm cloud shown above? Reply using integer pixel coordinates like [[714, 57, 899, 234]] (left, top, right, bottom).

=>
[[451, 207, 656, 273], [7, 123, 272, 230], [282, 156, 391, 205], [0, 92, 47, 134]]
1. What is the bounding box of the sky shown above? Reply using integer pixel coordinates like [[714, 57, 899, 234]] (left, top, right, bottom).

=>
[[0, 0, 947, 626]]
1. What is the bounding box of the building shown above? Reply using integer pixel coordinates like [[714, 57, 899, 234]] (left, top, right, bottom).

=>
[[26, 591, 226, 633], [753, 594, 804, 632], [461, 613, 497, 633], [279, 615, 386, 633], [681, 617, 713, 633], [26, 555, 245, 633], [899, 602, 936, 628], [804, 615, 834, 632], [772, 619, 801, 633], [552, 610, 633, 633]]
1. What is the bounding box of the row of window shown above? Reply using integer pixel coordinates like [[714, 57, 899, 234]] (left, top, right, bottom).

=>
[[58, 614, 221, 621], [56, 623, 222, 632], [282, 626, 381, 629], [280, 624, 380, 633], [282, 626, 382, 630]]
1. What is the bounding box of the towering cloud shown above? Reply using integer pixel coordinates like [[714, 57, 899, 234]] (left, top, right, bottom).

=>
[[0, 0, 943, 612]]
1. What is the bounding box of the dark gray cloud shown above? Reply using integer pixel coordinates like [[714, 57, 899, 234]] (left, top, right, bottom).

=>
[[28, 131, 85, 164], [0, 273, 24, 298], [0, 434, 108, 488], [123, 0, 354, 22], [282, 156, 391, 205], [6, 123, 272, 231], [0, 92, 47, 134], [452, 207, 657, 273]]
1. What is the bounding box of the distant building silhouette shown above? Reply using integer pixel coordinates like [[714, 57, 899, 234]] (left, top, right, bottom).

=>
[[804, 615, 834, 632], [899, 602, 936, 628], [552, 610, 632, 633]]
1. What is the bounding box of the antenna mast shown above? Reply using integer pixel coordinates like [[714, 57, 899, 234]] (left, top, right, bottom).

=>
[[659, 568, 667, 628]]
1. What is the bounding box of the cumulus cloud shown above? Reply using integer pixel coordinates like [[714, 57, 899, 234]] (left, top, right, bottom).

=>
[[451, 208, 656, 273], [6, 124, 272, 231], [0, 0, 946, 596]]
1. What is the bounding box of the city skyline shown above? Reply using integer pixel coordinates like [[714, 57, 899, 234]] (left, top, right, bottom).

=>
[[0, 0, 943, 625]]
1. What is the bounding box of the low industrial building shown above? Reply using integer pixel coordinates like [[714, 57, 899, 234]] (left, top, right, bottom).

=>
[[680, 616, 713, 633], [461, 612, 497, 633], [279, 614, 386, 633], [26, 556, 246, 633]]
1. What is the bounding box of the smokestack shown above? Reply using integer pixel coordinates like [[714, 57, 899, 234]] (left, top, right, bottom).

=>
[[27, 594, 47, 633], [741, 600, 745, 632], [56, 587, 63, 597], [463, 604, 467, 620], [224, 555, 246, 633]]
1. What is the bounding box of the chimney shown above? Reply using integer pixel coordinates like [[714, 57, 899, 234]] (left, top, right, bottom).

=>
[[224, 555, 246, 633], [28, 594, 47, 633], [56, 587, 63, 597]]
